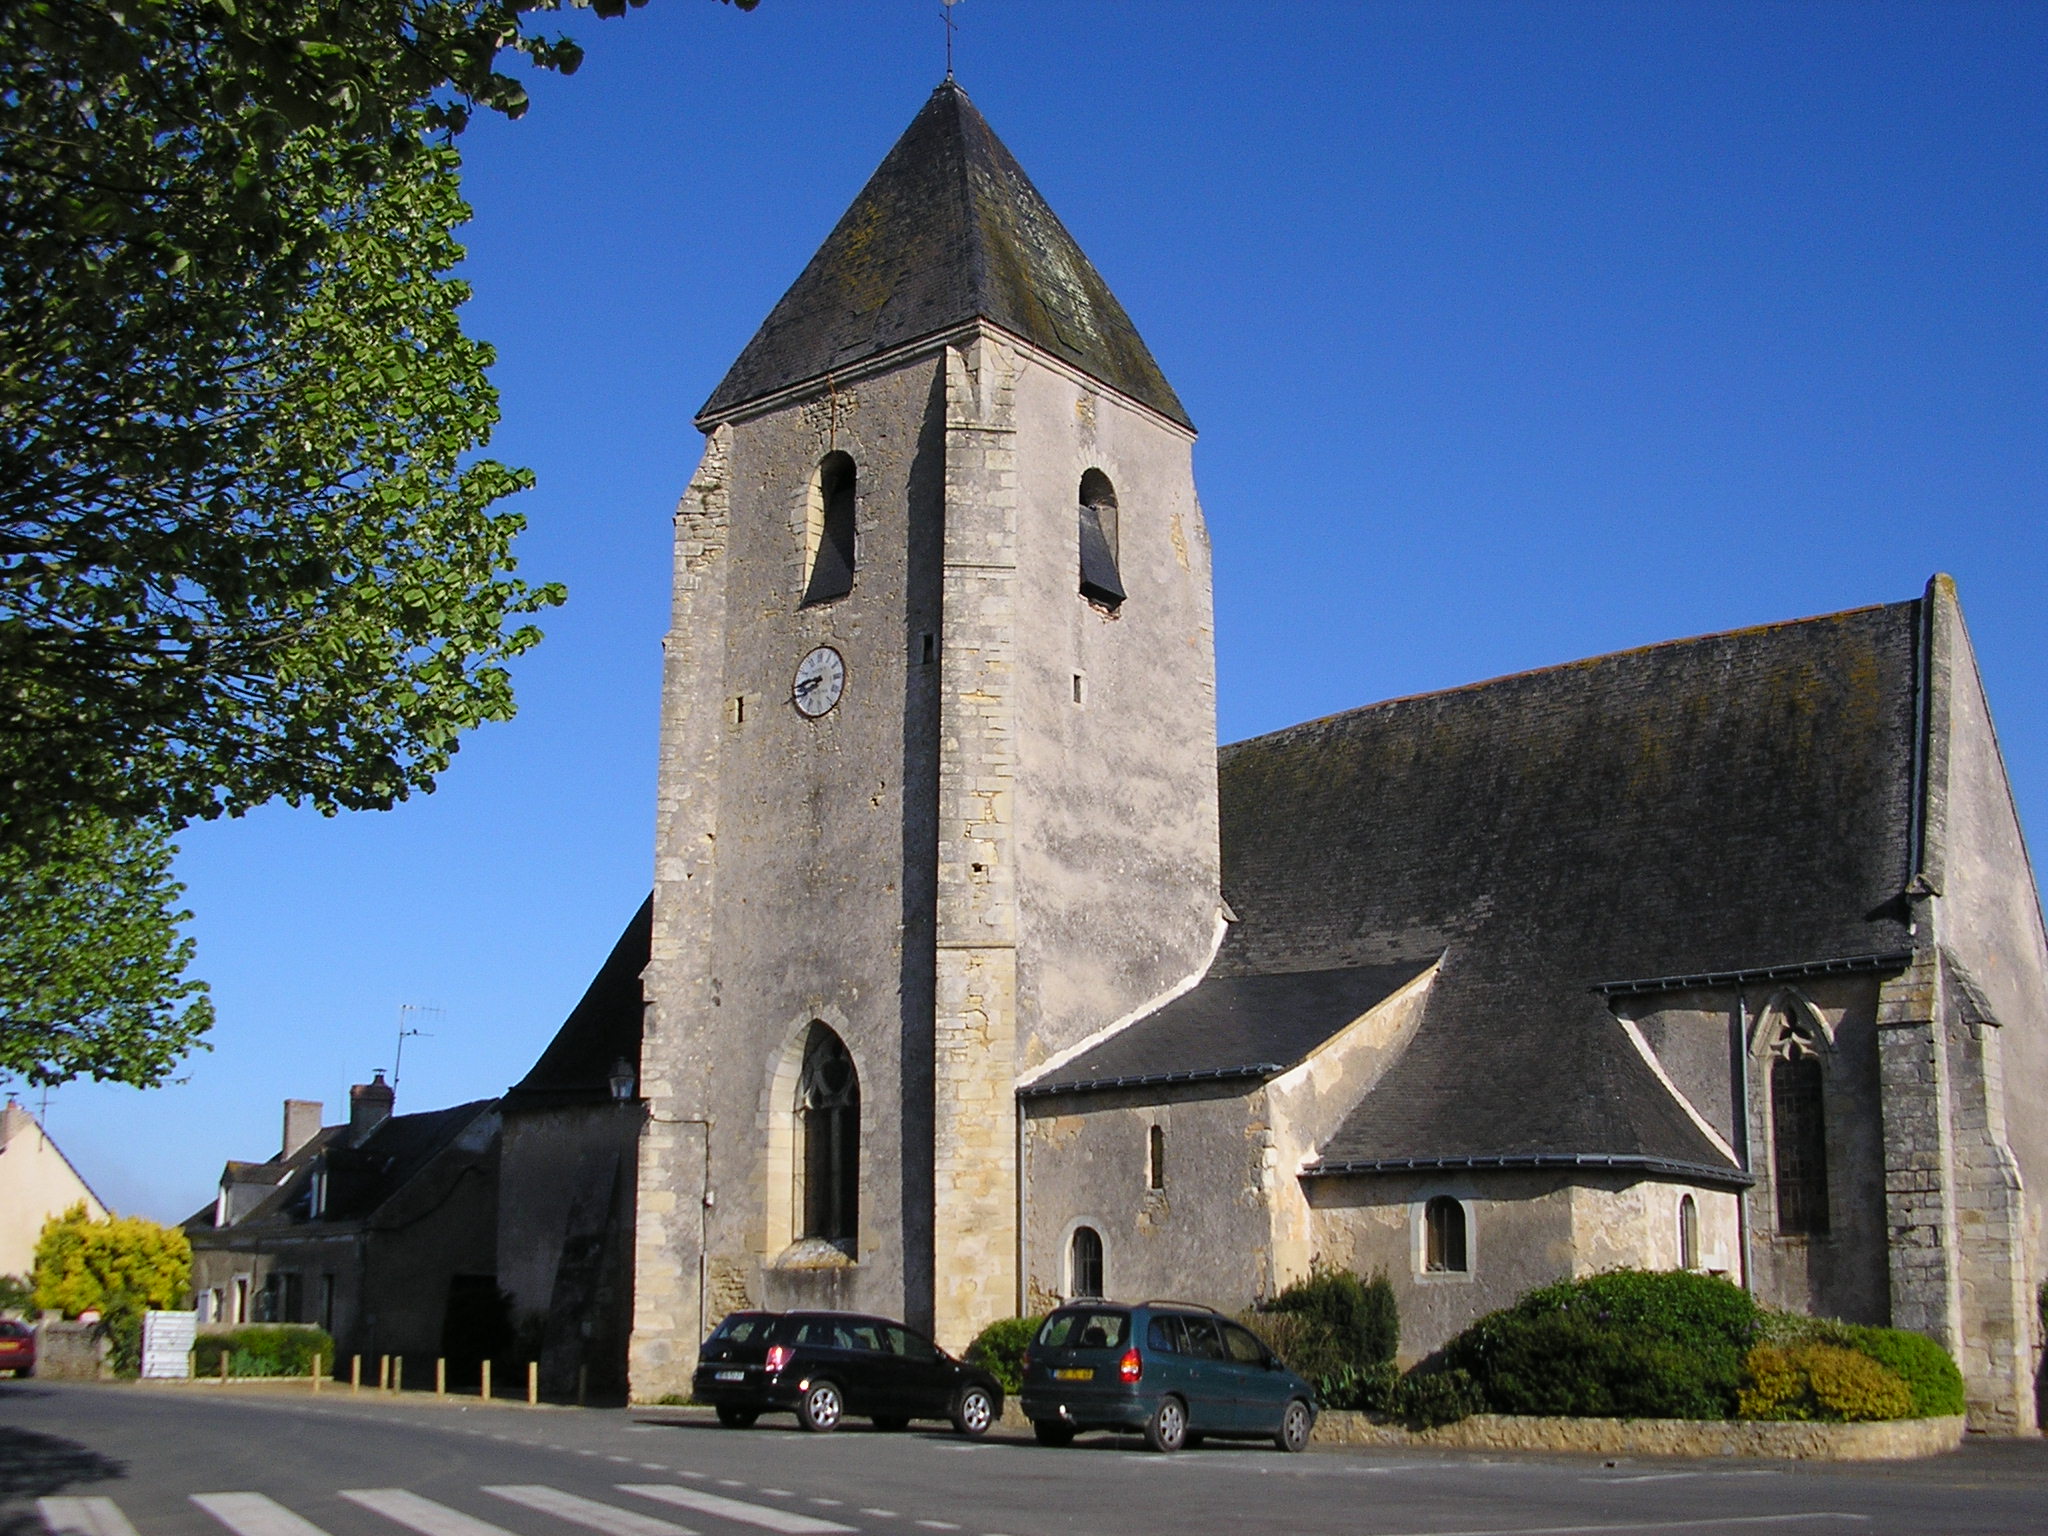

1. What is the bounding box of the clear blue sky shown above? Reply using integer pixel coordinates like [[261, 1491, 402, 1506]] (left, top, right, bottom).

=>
[[24, 1, 2045, 1224]]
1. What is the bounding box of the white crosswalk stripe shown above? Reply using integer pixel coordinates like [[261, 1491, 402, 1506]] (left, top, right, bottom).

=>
[[618, 1485, 857, 1534], [342, 1489, 520, 1536], [192, 1493, 333, 1536], [37, 1497, 140, 1536], [483, 1486, 696, 1536]]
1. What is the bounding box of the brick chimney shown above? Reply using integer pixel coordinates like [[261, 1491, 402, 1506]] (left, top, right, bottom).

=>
[[282, 1099, 322, 1159], [348, 1072, 394, 1144]]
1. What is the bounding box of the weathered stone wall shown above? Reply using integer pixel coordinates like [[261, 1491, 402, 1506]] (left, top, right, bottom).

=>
[[1312, 1409, 1966, 1460]]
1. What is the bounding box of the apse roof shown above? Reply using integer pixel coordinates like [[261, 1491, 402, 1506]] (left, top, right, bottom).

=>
[[698, 80, 1191, 431]]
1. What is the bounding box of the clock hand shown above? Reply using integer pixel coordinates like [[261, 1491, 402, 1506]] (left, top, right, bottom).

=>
[[795, 676, 818, 695]]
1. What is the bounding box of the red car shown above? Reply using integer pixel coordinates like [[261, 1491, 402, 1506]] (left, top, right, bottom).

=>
[[0, 1320, 35, 1377]]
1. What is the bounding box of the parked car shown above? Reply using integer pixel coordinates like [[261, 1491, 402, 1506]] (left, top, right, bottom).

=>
[[0, 1320, 35, 1378], [692, 1309, 1002, 1437], [1019, 1300, 1315, 1453]]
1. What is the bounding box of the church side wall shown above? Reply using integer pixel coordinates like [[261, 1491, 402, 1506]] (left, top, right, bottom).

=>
[[1022, 1085, 1270, 1316], [1006, 357, 1220, 1073]]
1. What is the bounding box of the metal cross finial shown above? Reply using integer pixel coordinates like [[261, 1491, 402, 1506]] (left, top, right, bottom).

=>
[[942, 0, 959, 80]]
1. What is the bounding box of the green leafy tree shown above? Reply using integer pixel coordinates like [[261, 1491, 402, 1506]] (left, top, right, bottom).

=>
[[0, 1272, 33, 1314], [0, 0, 752, 1085], [0, 812, 212, 1085], [31, 1202, 192, 1319]]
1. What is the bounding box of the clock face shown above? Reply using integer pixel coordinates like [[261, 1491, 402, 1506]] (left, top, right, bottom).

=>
[[792, 645, 846, 718]]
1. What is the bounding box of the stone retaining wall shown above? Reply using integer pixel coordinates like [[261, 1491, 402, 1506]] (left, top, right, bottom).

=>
[[1311, 1410, 1967, 1460]]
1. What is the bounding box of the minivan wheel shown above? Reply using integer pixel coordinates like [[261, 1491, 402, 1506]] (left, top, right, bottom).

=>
[[1032, 1419, 1075, 1447], [952, 1384, 995, 1437], [715, 1404, 757, 1428], [1143, 1396, 1188, 1454], [798, 1380, 843, 1433], [1275, 1397, 1312, 1454]]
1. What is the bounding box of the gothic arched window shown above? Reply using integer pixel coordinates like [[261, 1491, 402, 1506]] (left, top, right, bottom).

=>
[[1424, 1196, 1468, 1273], [1770, 1019, 1830, 1237], [803, 452, 857, 606], [1078, 469, 1124, 608], [797, 1024, 859, 1247], [1068, 1226, 1105, 1298], [1678, 1193, 1699, 1270]]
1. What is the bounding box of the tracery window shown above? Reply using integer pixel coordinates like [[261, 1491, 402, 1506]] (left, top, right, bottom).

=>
[[797, 1024, 860, 1246], [1424, 1196, 1468, 1273], [803, 452, 857, 606], [1068, 1225, 1105, 1298], [1078, 469, 1124, 608], [1770, 1020, 1830, 1237]]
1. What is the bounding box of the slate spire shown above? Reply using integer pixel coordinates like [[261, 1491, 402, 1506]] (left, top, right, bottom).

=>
[[698, 81, 1192, 431]]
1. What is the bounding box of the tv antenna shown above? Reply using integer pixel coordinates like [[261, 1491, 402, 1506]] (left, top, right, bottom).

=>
[[943, 0, 960, 80], [393, 1003, 443, 1091]]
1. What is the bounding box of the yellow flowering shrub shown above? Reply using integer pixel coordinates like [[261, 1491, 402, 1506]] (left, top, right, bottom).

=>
[[1737, 1343, 1913, 1422]]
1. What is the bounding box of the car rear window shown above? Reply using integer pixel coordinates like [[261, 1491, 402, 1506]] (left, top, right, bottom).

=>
[[1037, 1309, 1129, 1350], [707, 1313, 775, 1345], [0, 1321, 27, 1340]]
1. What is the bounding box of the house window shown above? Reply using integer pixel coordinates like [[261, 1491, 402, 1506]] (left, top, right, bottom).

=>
[[1069, 1226, 1105, 1299], [232, 1276, 250, 1324], [803, 451, 857, 606], [1147, 1124, 1165, 1191], [1771, 1026, 1830, 1236], [1678, 1193, 1699, 1271], [1424, 1197, 1468, 1273], [1078, 469, 1124, 607], [796, 1023, 860, 1248]]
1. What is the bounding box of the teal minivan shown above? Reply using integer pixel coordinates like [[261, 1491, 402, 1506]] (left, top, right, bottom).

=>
[[1019, 1301, 1315, 1453]]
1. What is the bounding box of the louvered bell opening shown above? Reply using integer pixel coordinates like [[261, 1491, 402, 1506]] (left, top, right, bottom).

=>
[[1079, 502, 1124, 607]]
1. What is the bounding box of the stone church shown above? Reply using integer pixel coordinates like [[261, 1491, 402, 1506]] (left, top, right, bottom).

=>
[[626, 81, 2047, 1430]]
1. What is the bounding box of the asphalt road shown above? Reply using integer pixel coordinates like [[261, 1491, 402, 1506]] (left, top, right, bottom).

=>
[[2, 1381, 2045, 1536]]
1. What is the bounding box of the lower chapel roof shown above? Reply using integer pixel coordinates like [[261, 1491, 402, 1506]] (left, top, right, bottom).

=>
[[1045, 594, 1929, 1186]]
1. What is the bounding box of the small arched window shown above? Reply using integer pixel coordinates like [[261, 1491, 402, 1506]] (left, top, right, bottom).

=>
[[803, 452, 857, 606], [1770, 1023, 1829, 1236], [1069, 1226, 1105, 1298], [1147, 1124, 1165, 1191], [796, 1023, 859, 1247], [1078, 469, 1124, 608], [1424, 1196, 1468, 1274], [1678, 1193, 1699, 1270]]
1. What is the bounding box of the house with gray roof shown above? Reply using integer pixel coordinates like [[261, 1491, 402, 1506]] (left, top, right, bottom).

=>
[[623, 79, 2047, 1431]]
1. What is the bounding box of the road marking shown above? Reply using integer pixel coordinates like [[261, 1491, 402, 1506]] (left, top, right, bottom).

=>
[[619, 1485, 856, 1534], [342, 1490, 517, 1536], [860, 1512, 897, 1520], [1586, 1473, 1702, 1484], [38, 1497, 140, 1536], [192, 1494, 333, 1536], [1364, 1516, 1869, 1536], [484, 1486, 696, 1536], [809, 1500, 843, 1508], [914, 1524, 960, 1532]]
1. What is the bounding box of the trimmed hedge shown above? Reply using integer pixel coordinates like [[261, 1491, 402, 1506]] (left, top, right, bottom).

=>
[[1251, 1265, 1398, 1410], [1756, 1315, 1964, 1419], [1444, 1270, 1763, 1420], [1737, 1343, 1913, 1422], [193, 1325, 334, 1378], [964, 1315, 1040, 1395]]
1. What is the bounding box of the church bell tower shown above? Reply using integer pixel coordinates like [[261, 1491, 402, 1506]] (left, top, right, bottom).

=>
[[631, 81, 1221, 1396]]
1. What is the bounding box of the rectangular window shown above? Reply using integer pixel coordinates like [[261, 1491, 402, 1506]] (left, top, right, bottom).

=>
[[1035, 1309, 1129, 1351], [1148, 1124, 1165, 1190]]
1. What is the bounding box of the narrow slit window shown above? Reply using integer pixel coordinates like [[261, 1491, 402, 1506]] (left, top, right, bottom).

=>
[[1078, 469, 1124, 608], [1069, 1226, 1105, 1298], [1148, 1124, 1165, 1190], [1424, 1196, 1468, 1273], [803, 451, 857, 606], [1771, 1027, 1830, 1236], [1678, 1193, 1699, 1270]]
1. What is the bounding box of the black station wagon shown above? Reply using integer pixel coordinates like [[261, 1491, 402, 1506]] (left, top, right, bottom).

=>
[[693, 1309, 1002, 1436], [1019, 1301, 1315, 1452]]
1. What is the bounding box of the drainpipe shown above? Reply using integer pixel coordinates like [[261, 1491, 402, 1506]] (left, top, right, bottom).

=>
[[1733, 990, 1753, 1292]]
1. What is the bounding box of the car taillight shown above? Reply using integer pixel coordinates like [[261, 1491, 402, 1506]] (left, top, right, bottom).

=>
[[1118, 1347, 1142, 1383], [765, 1345, 793, 1373]]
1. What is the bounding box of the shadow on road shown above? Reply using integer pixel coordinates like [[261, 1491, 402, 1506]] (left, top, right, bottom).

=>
[[0, 1422, 125, 1497]]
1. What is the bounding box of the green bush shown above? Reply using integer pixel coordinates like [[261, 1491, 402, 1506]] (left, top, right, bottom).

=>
[[1738, 1343, 1914, 1422], [0, 1273, 32, 1314], [1758, 1314, 1964, 1419], [1252, 1264, 1399, 1408], [1444, 1269, 1762, 1420], [193, 1325, 335, 1379], [964, 1315, 1041, 1395], [1394, 1366, 1483, 1429]]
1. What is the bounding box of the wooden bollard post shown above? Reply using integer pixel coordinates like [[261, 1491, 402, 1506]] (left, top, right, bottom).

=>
[[186, 1349, 196, 1381], [378, 1354, 389, 1391], [526, 1360, 537, 1407], [436, 1357, 446, 1396], [218, 1349, 228, 1382], [393, 1354, 404, 1394], [351, 1354, 362, 1392], [480, 1359, 492, 1402], [312, 1353, 323, 1393]]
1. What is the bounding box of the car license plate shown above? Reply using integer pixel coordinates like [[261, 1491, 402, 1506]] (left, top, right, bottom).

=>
[[1053, 1368, 1093, 1381], [715, 1370, 745, 1381]]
